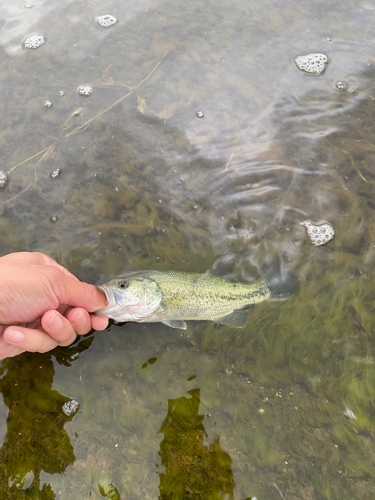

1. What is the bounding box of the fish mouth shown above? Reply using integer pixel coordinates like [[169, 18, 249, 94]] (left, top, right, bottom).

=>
[[95, 284, 116, 316]]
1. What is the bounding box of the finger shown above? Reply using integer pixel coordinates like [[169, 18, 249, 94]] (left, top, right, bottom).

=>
[[3, 326, 59, 353], [0, 330, 24, 360], [53, 277, 108, 313], [64, 308, 93, 336], [41, 310, 78, 346], [91, 315, 109, 331], [55, 308, 108, 332]]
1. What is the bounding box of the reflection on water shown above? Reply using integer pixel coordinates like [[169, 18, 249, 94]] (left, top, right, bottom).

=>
[[158, 389, 235, 500], [0, 337, 93, 499], [0, 0, 375, 498]]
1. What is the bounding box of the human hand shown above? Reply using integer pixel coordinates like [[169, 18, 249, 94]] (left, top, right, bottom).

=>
[[0, 252, 109, 359]]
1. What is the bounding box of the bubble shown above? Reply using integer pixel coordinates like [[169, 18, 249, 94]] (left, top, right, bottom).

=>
[[62, 399, 79, 416], [50, 215, 58, 223], [300, 220, 335, 246], [77, 85, 93, 96], [24, 3, 33, 8], [295, 53, 328, 75], [23, 34, 45, 49], [336, 80, 347, 90], [0, 171, 9, 189], [43, 100, 53, 108], [50, 168, 60, 178], [196, 110, 205, 118], [96, 14, 117, 27], [59, 90, 65, 97]]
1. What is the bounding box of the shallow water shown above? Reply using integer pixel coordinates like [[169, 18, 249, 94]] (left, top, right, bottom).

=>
[[1, 0, 375, 498]]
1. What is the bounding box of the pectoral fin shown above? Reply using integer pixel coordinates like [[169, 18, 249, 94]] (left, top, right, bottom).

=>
[[162, 320, 187, 330], [218, 309, 248, 328]]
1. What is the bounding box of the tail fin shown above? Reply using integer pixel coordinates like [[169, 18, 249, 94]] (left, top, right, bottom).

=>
[[265, 258, 299, 300]]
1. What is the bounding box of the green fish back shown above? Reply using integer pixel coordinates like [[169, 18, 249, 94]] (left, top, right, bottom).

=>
[[146, 270, 270, 323]]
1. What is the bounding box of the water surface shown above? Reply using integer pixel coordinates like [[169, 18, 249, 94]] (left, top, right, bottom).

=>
[[1, 0, 375, 498]]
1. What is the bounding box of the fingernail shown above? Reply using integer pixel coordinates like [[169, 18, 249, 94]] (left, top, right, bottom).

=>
[[5, 330, 25, 343], [47, 313, 63, 331], [73, 313, 86, 327]]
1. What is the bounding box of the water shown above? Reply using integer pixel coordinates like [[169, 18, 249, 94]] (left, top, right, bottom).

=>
[[0, 0, 375, 498]]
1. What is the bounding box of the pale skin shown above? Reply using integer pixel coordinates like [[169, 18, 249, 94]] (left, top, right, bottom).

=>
[[0, 252, 109, 360]]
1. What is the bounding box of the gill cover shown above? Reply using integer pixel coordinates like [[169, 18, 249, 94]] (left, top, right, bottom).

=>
[[96, 274, 163, 322]]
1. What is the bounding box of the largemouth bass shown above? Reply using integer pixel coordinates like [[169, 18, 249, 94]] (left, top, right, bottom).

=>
[[96, 267, 298, 330]]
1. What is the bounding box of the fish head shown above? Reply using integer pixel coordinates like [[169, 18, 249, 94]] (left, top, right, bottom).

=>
[[95, 275, 163, 322]]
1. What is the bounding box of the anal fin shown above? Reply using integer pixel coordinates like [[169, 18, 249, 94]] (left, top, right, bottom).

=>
[[162, 320, 187, 330], [218, 309, 248, 328]]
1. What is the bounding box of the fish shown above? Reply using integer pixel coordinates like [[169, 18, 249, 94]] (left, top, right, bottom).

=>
[[95, 264, 298, 330]]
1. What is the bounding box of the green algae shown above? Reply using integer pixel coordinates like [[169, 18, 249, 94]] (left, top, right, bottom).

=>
[[158, 389, 235, 499]]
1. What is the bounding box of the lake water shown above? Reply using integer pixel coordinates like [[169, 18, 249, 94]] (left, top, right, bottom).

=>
[[0, 0, 375, 498]]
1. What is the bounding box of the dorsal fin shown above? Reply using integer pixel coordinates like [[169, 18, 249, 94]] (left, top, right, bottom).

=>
[[123, 263, 138, 273]]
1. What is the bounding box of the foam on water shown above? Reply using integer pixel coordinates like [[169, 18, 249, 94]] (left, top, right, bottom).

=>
[[300, 220, 334, 246], [295, 53, 328, 74], [23, 34, 45, 49], [62, 399, 79, 416], [96, 15, 117, 27], [50, 168, 60, 178], [8, 471, 34, 490], [0, 171, 8, 189], [77, 85, 93, 96]]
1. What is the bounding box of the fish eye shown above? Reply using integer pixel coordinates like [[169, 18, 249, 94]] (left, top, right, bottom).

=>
[[118, 281, 128, 289]]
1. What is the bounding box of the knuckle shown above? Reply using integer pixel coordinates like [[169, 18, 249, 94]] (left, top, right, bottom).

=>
[[32, 251, 50, 264], [83, 283, 97, 300]]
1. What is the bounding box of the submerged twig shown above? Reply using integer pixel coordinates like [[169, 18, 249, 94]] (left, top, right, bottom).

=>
[[348, 305, 371, 355], [3, 144, 56, 210], [65, 58, 162, 138], [7, 145, 52, 175], [6, 56, 164, 179], [65, 90, 133, 138], [273, 482, 286, 500], [333, 145, 370, 183], [224, 152, 234, 171]]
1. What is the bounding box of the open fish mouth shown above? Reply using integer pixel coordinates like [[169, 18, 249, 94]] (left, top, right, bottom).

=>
[[95, 284, 116, 316]]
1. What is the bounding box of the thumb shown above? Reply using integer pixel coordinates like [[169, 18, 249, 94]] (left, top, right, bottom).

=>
[[53, 275, 108, 312]]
